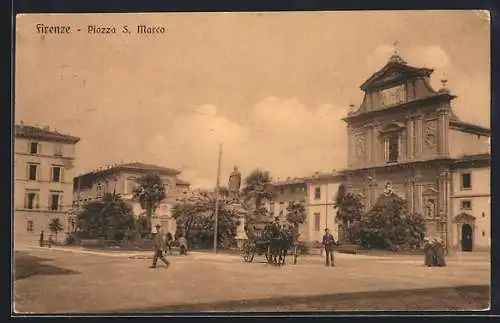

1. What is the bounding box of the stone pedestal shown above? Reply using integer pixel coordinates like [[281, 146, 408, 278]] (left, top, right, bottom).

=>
[[232, 203, 248, 248]]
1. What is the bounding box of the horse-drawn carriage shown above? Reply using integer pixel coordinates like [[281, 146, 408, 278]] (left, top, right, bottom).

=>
[[241, 219, 298, 266]]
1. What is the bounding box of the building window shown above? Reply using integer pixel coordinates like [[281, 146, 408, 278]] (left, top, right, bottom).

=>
[[54, 143, 63, 156], [460, 200, 472, 210], [26, 220, 34, 232], [24, 191, 39, 209], [96, 183, 104, 199], [314, 213, 321, 231], [49, 193, 60, 211], [29, 142, 39, 154], [28, 164, 38, 181], [385, 133, 399, 163], [460, 173, 472, 190], [280, 188, 284, 195], [482, 212, 486, 218], [482, 231, 485, 237], [314, 187, 321, 200], [51, 166, 62, 183]]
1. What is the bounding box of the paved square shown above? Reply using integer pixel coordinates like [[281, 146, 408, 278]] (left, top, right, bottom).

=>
[[13, 246, 490, 313]]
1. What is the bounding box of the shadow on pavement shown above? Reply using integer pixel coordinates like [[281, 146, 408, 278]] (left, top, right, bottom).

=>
[[14, 251, 81, 281], [110, 285, 489, 313]]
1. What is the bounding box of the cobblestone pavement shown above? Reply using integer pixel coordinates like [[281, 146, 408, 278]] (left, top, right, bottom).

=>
[[13, 246, 490, 313]]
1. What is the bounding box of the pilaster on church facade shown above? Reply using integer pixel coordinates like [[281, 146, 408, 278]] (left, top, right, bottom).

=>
[[339, 53, 490, 252]]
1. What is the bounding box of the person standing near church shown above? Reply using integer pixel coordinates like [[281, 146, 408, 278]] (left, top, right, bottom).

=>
[[39, 230, 44, 247], [322, 228, 336, 267]]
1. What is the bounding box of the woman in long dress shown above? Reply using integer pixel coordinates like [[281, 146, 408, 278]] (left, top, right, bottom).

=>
[[423, 237, 434, 267], [434, 238, 446, 267]]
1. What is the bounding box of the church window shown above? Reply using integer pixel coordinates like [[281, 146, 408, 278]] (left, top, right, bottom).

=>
[[460, 173, 471, 190], [313, 213, 321, 231], [385, 133, 399, 163], [460, 200, 472, 210], [96, 183, 104, 198], [314, 187, 321, 200]]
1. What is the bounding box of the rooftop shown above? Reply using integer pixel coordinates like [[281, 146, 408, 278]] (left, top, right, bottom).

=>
[[15, 123, 81, 144], [74, 162, 184, 190]]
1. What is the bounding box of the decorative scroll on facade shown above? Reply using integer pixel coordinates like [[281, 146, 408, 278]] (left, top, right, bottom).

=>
[[378, 84, 406, 107], [354, 134, 365, 161], [424, 119, 437, 149]]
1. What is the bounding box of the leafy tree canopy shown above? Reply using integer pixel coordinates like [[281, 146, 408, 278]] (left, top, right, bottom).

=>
[[133, 172, 166, 217], [172, 191, 241, 249], [241, 169, 273, 209], [358, 193, 426, 250], [76, 193, 135, 240], [285, 201, 307, 229]]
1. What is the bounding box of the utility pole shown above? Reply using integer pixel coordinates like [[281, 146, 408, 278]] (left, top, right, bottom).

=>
[[213, 143, 222, 253]]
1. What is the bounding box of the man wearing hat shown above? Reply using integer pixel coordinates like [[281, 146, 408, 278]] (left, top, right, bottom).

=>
[[322, 228, 336, 267], [150, 224, 170, 269]]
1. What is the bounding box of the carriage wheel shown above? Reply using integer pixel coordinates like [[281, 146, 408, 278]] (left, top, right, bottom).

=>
[[241, 242, 253, 263]]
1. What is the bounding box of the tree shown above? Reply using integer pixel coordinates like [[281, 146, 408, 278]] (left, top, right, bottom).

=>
[[218, 186, 230, 199], [333, 184, 364, 243], [172, 190, 241, 249], [76, 192, 135, 240], [48, 218, 64, 241], [241, 169, 273, 210], [133, 172, 167, 234], [285, 201, 307, 230], [357, 192, 426, 251]]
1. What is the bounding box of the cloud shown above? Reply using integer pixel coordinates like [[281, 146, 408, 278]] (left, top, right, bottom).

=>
[[145, 98, 348, 188]]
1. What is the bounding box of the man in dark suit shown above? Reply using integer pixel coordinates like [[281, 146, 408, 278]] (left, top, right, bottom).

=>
[[149, 225, 170, 269], [39, 230, 44, 247], [322, 228, 336, 267]]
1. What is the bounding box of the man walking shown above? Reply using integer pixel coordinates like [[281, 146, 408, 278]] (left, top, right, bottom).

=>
[[322, 228, 336, 267], [149, 224, 170, 269]]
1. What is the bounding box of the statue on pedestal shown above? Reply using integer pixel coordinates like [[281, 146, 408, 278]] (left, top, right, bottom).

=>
[[228, 166, 241, 202]]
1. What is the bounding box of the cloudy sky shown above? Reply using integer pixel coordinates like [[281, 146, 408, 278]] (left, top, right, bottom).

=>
[[15, 11, 490, 188]]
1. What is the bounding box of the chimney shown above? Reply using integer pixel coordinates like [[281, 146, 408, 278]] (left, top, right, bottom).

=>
[[20, 120, 24, 127], [43, 125, 50, 131]]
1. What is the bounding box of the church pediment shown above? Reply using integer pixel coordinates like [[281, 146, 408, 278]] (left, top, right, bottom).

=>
[[454, 212, 476, 223], [360, 56, 434, 91], [379, 122, 406, 134]]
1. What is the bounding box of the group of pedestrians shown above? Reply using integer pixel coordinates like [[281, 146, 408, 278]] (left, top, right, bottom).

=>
[[321, 228, 447, 268], [150, 224, 189, 269], [423, 237, 447, 267]]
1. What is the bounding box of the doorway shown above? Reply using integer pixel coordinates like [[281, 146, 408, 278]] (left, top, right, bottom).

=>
[[461, 224, 473, 252]]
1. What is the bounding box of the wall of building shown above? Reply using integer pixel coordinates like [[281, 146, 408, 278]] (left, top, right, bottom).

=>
[[449, 130, 490, 157], [306, 180, 343, 242], [14, 137, 77, 245], [450, 167, 490, 250]]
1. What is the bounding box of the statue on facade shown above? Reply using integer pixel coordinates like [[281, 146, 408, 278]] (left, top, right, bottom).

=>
[[228, 166, 242, 201], [383, 181, 393, 195], [425, 199, 435, 218]]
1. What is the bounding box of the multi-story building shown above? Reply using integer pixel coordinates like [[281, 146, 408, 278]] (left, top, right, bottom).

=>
[[266, 177, 308, 238], [72, 162, 190, 235], [342, 53, 490, 252], [14, 123, 80, 244], [304, 172, 345, 243], [269, 54, 490, 252]]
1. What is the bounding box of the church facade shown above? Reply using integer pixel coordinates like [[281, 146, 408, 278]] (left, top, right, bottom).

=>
[[342, 53, 490, 252]]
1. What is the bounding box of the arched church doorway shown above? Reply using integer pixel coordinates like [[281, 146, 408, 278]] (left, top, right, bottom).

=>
[[461, 224, 473, 252]]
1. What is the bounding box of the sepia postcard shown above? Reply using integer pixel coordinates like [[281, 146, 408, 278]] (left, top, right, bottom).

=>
[[13, 11, 491, 314]]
